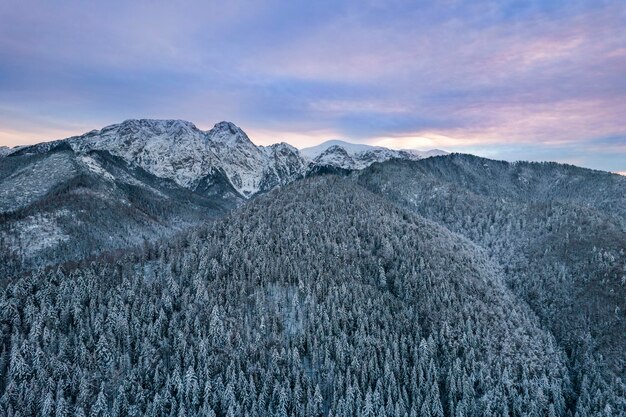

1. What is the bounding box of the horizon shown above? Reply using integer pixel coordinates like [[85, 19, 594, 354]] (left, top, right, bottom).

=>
[[1, 117, 626, 176], [1, 0, 625, 172], [0, 118, 450, 152]]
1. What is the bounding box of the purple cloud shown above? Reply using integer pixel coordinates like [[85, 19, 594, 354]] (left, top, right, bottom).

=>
[[0, 0, 624, 171]]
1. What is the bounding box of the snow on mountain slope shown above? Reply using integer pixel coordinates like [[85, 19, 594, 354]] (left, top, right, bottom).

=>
[[207, 121, 269, 197], [301, 139, 448, 170], [0, 146, 239, 268], [259, 142, 307, 190], [7, 119, 447, 198], [64, 119, 306, 197], [300, 140, 383, 158], [411, 148, 448, 158], [69, 119, 222, 190], [0, 149, 78, 213], [312, 145, 357, 169]]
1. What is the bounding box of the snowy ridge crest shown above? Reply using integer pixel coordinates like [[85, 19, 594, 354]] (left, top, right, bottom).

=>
[[301, 139, 448, 170], [6, 120, 446, 197]]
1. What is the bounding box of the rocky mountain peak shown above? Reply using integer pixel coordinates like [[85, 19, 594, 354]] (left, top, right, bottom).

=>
[[97, 119, 200, 139], [207, 121, 254, 147], [6, 118, 448, 198]]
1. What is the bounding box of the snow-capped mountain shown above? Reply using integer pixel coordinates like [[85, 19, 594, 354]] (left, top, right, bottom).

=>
[[10, 119, 304, 198], [300, 140, 384, 158], [5, 120, 446, 198], [301, 139, 448, 170], [259, 142, 308, 190], [64, 119, 309, 198], [206, 122, 306, 196], [70, 119, 222, 190]]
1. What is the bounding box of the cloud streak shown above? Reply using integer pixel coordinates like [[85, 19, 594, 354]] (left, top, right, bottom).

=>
[[0, 0, 624, 172]]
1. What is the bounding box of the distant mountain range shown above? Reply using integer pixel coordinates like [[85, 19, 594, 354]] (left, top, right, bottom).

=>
[[1, 119, 446, 199], [301, 139, 447, 170]]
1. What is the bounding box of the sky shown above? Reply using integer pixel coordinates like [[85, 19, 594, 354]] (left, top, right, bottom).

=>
[[0, 0, 625, 173]]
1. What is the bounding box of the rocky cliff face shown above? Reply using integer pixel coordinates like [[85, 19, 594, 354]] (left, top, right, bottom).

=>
[[5, 119, 445, 198]]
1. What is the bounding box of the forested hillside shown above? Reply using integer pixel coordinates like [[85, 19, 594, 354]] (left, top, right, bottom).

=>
[[357, 155, 626, 414], [0, 144, 239, 273], [0, 176, 594, 417]]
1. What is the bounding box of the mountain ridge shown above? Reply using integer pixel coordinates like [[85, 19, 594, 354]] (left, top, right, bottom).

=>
[[301, 139, 449, 170], [300, 138, 448, 158], [1, 119, 447, 198]]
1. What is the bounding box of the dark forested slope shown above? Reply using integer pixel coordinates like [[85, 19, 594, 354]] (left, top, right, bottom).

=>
[[0, 144, 239, 273], [0, 176, 582, 417], [357, 155, 626, 414]]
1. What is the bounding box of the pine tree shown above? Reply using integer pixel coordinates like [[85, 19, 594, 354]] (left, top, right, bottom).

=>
[[91, 386, 109, 417]]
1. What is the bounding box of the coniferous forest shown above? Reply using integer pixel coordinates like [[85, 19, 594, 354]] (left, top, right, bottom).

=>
[[1, 149, 625, 417], [0, 167, 624, 416]]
